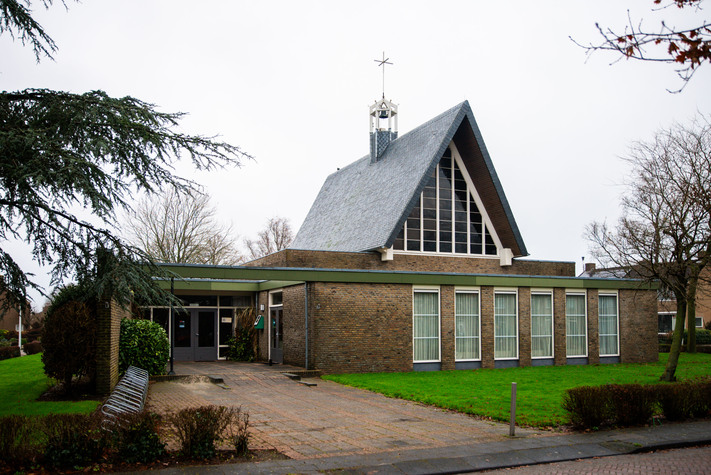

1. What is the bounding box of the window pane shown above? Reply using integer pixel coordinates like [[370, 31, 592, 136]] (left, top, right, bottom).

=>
[[414, 292, 439, 362], [566, 294, 587, 357], [456, 292, 480, 360], [494, 293, 517, 359], [599, 295, 618, 356], [531, 293, 553, 358]]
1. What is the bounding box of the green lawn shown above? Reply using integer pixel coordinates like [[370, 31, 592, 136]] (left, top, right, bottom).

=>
[[323, 353, 711, 428], [0, 354, 101, 417]]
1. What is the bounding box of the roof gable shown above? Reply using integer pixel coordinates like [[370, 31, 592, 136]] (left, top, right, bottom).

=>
[[291, 101, 527, 257]]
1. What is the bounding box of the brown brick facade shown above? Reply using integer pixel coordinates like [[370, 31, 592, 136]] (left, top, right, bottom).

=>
[[96, 300, 131, 395], [253, 281, 657, 374], [247, 248, 575, 277]]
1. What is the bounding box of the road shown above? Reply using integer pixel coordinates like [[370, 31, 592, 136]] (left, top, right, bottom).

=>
[[486, 444, 711, 474]]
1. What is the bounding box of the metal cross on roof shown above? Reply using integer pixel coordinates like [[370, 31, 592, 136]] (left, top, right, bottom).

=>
[[374, 52, 393, 99]]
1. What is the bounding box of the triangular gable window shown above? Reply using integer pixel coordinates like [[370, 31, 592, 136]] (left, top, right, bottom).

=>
[[393, 146, 498, 256]]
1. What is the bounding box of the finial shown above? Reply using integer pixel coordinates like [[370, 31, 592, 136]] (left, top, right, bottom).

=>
[[374, 52, 393, 99]]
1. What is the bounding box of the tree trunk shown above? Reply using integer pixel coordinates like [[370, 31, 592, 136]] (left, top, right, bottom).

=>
[[687, 277, 697, 353], [661, 299, 687, 382]]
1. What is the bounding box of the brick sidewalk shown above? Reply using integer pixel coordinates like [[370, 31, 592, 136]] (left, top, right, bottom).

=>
[[146, 361, 551, 460]]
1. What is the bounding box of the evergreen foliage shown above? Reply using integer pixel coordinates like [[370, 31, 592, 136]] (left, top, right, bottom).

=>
[[0, 1, 249, 310], [40, 284, 96, 392], [118, 318, 170, 375]]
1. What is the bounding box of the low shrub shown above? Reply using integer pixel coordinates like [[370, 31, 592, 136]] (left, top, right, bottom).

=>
[[657, 382, 695, 421], [42, 412, 108, 469], [118, 318, 169, 375], [0, 415, 40, 468], [0, 337, 11, 347], [0, 345, 20, 360], [227, 406, 250, 456], [562, 385, 611, 429], [608, 384, 656, 426], [688, 329, 711, 345], [23, 340, 43, 355], [170, 405, 233, 459], [113, 412, 166, 464]]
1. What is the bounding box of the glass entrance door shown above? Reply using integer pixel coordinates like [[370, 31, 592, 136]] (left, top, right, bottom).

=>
[[172, 308, 217, 361]]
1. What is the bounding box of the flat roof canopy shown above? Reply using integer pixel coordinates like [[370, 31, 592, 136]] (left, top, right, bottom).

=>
[[156, 263, 658, 292]]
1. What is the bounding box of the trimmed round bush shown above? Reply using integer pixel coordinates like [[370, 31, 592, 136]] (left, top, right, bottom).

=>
[[119, 319, 169, 375]]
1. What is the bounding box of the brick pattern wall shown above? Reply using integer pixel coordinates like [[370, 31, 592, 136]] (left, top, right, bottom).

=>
[[620, 289, 658, 363], [258, 282, 658, 374], [283, 284, 306, 367], [96, 300, 130, 395], [587, 290, 600, 364], [440, 286, 455, 370], [518, 287, 532, 367], [309, 282, 413, 374], [553, 288, 567, 365], [246, 249, 575, 277], [480, 286, 495, 369]]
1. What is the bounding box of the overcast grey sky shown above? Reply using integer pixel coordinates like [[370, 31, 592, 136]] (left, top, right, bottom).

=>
[[2, 1, 710, 307]]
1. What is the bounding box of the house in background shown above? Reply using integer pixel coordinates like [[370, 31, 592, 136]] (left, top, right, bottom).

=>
[[581, 264, 710, 333], [149, 98, 658, 372]]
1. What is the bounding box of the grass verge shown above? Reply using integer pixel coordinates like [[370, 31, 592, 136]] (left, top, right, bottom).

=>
[[323, 353, 711, 428], [0, 353, 100, 416]]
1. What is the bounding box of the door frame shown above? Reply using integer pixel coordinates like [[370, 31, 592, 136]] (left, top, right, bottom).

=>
[[268, 290, 284, 364], [172, 308, 218, 361]]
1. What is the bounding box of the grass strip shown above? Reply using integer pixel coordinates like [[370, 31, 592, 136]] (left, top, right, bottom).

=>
[[323, 353, 711, 427], [0, 353, 100, 416]]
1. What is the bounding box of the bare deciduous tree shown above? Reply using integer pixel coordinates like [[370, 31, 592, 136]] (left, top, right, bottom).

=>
[[125, 189, 243, 266], [573, 0, 711, 91], [586, 115, 711, 381], [244, 217, 293, 261]]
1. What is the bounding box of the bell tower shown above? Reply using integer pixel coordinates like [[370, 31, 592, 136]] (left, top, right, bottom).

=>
[[370, 53, 398, 162]]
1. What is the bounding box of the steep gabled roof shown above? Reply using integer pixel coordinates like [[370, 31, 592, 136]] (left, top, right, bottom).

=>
[[291, 101, 528, 257]]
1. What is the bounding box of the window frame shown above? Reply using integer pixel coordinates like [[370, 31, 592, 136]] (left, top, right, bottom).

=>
[[455, 287, 481, 362], [393, 142, 503, 258], [412, 286, 441, 363], [598, 291, 620, 357], [565, 291, 588, 358], [494, 288, 519, 360], [530, 289, 554, 359]]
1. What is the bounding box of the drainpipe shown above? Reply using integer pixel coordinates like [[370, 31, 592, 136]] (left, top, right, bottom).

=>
[[304, 282, 309, 370]]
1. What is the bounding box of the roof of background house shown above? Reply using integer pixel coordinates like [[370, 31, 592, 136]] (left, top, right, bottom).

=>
[[291, 101, 528, 256]]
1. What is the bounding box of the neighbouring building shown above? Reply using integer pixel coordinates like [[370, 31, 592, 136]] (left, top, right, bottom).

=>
[[148, 98, 658, 373], [581, 263, 711, 334]]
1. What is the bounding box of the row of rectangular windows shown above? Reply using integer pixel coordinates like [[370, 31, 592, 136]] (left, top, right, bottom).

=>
[[413, 289, 620, 363]]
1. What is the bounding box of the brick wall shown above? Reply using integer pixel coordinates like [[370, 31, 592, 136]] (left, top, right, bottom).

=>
[[619, 289, 658, 363], [247, 249, 575, 277], [308, 282, 413, 374], [96, 300, 131, 395], [256, 281, 658, 374]]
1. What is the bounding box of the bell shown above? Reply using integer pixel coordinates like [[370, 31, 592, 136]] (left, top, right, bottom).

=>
[[378, 109, 389, 119]]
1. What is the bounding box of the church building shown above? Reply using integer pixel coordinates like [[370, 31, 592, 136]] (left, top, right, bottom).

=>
[[151, 97, 658, 373]]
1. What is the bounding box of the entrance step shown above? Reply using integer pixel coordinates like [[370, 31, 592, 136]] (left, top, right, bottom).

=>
[[298, 380, 317, 387], [282, 372, 301, 381], [282, 370, 322, 379]]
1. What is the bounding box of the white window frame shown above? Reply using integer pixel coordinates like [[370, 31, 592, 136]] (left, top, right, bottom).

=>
[[268, 290, 284, 359], [696, 317, 703, 328], [455, 287, 481, 362], [394, 142, 503, 258], [598, 291, 620, 357], [494, 288, 519, 360], [565, 291, 588, 358], [413, 286, 441, 363], [530, 289, 554, 359]]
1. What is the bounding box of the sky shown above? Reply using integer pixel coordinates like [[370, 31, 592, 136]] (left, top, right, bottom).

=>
[[2, 1, 710, 308]]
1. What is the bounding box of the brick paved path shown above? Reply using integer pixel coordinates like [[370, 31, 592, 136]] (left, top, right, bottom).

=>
[[486, 445, 711, 474], [147, 361, 550, 460]]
